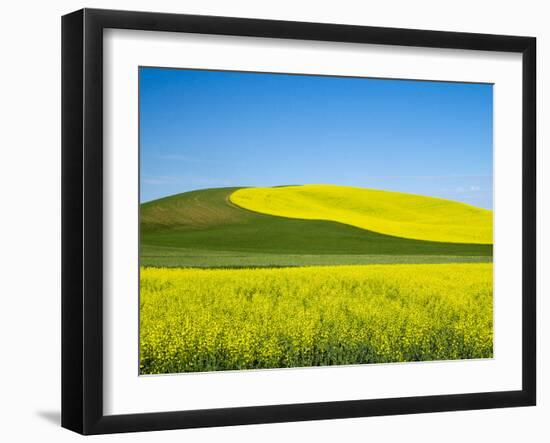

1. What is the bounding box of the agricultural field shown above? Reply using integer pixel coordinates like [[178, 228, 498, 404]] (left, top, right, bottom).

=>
[[139, 185, 494, 374], [140, 186, 492, 268], [140, 263, 493, 374], [231, 184, 493, 244]]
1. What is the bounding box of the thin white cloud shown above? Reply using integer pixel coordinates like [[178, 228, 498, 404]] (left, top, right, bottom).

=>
[[142, 175, 182, 185], [157, 154, 212, 163], [142, 175, 233, 187], [449, 185, 486, 194], [364, 174, 492, 180]]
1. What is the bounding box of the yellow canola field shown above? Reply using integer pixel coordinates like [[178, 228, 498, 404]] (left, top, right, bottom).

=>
[[230, 185, 493, 244], [140, 263, 493, 374]]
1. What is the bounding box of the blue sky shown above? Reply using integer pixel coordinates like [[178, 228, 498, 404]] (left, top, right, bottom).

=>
[[140, 67, 493, 209]]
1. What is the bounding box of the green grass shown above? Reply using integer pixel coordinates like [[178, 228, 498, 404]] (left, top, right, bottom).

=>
[[141, 245, 492, 268], [141, 187, 492, 268]]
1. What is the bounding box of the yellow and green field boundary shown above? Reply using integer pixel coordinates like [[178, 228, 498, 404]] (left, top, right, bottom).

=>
[[140, 186, 492, 268]]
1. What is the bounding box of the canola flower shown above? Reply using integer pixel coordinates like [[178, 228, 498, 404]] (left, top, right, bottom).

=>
[[140, 263, 493, 374], [230, 185, 493, 244]]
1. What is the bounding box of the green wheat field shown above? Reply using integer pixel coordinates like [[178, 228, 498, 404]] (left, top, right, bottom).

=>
[[140, 185, 493, 374]]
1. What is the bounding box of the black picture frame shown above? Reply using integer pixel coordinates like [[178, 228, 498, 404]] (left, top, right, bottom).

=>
[[62, 8, 536, 435]]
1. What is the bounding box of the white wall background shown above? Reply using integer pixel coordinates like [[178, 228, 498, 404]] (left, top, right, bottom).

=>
[[0, 0, 546, 441]]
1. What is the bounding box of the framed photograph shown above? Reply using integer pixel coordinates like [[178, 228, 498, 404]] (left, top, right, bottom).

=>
[[61, 8, 536, 435]]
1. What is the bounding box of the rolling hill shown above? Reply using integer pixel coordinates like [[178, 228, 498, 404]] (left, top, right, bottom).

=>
[[141, 186, 492, 268], [230, 184, 492, 244]]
